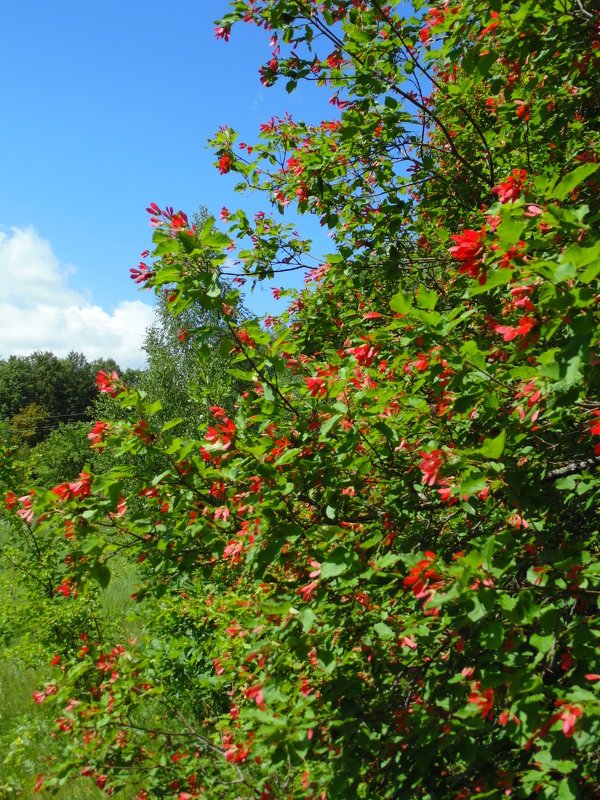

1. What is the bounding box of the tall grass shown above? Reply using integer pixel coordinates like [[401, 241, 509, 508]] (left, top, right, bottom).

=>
[[0, 555, 144, 798]]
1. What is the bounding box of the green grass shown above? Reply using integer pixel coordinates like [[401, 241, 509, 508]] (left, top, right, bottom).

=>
[[0, 552, 145, 798]]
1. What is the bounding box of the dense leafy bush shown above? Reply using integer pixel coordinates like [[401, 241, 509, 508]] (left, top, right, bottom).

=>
[[3, 1, 600, 798]]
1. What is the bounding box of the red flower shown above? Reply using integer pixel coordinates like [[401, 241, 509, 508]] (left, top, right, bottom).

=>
[[305, 376, 327, 398], [56, 579, 75, 597], [350, 339, 378, 367], [222, 730, 253, 763], [478, 11, 500, 38], [4, 491, 18, 510], [96, 370, 121, 398], [133, 419, 152, 444], [327, 50, 344, 69], [88, 420, 110, 451], [297, 579, 319, 602], [404, 551, 438, 596], [418, 450, 444, 486], [553, 702, 582, 737], [130, 262, 154, 285], [404, 551, 442, 614], [248, 476, 262, 494], [205, 408, 236, 451], [492, 168, 527, 203], [33, 684, 57, 704], [245, 683, 265, 708], [468, 682, 495, 718], [494, 315, 537, 342], [51, 472, 92, 502], [427, 7, 447, 27], [214, 26, 230, 42], [169, 211, 188, 230], [514, 100, 531, 121], [16, 493, 34, 525], [218, 153, 232, 174], [498, 709, 520, 726], [448, 225, 486, 282]]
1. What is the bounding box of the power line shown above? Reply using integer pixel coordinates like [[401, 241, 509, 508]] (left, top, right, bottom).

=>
[[7, 423, 94, 436], [3, 412, 96, 437], [9, 410, 92, 421]]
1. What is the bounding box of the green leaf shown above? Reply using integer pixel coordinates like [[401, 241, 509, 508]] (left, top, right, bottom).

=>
[[228, 368, 256, 381], [320, 560, 347, 579], [480, 620, 503, 650], [262, 383, 275, 403], [81, 537, 104, 554], [579, 242, 600, 283], [559, 240, 600, 271], [154, 239, 181, 256], [530, 633, 554, 654], [92, 563, 111, 588], [390, 289, 412, 314], [320, 414, 342, 437], [466, 598, 488, 622], [207, 277, 222, 298], [557, 777, 578, 800], [474, 51, 497, 82], [161, 418, 184, 433], [460, 473, 488, 495], [552, 163, 600, 201], [466, 268, 514, 295], [373, 552, 401, 570], [373, 621, 394, 640], [480, 430, 506, 459], [297, 607, 317, 632], [417, 284, 438, 310]]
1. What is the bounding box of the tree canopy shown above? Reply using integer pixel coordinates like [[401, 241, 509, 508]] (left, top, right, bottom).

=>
[[0, 352, 139, 435]]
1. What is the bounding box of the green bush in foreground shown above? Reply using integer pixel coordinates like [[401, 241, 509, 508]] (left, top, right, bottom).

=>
[[3, 1, 600, 797]]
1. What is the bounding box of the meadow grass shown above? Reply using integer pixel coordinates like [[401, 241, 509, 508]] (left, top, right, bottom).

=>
[[0, 554, 144, 798]]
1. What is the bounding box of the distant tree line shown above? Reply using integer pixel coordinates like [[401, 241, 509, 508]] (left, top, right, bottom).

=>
[[0, 280, 247, 487], [0, 352, 142, 446]]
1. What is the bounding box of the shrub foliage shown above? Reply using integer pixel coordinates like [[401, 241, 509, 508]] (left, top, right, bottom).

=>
[[3, 1, 600, 798]]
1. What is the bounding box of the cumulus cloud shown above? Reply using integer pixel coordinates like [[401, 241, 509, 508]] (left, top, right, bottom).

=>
[[0, 226, 155, 369]]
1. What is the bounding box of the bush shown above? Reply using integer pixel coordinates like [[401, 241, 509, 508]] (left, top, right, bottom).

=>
[[4, 1, 600, 798]]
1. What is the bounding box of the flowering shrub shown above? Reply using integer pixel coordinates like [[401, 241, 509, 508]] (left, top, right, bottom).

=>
[[4, 1, 600, 798]]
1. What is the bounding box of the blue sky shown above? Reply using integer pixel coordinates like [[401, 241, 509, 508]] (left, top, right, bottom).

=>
[[0, 1, 333, 367]]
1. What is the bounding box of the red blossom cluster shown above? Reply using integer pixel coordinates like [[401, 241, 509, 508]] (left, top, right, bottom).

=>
[[468, 682, 495, 718], [590, 410, 600, 454], [218, 153, 231, 174], [51, 472, 92, 502], [404, 551, 443, 615], [130, 261, 155, 285], [204, 407, 236, 452], [96, 370, 121, 398], [448, 225, 487, 283], [88, 420, 110, 451], [418, 450, 445, 486], [492, 168, 527, 203]]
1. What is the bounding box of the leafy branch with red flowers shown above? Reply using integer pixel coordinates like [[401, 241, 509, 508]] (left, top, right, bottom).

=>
[[3, 1, 600, 798]]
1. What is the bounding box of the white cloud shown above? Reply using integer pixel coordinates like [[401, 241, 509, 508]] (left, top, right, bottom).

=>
[[0, 226, 155, 369]]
